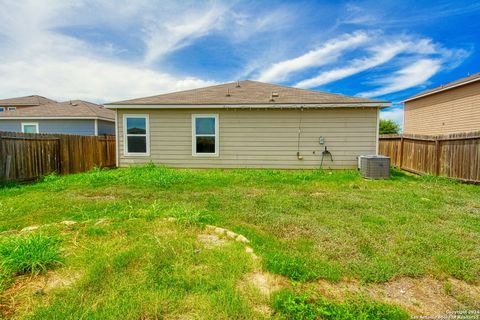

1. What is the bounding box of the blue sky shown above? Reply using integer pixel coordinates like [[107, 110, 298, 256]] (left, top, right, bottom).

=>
[[0, 0, 479, 127]]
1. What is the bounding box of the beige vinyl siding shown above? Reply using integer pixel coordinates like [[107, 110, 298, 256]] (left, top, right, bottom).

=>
[[118, 107, 378, 169], [404, 81, 480, 135]]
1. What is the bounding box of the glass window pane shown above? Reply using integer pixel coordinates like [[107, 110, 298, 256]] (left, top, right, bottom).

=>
[[23, 125, 37, 133], [196, 136, 215, 153], [127, 136, 147, 153], [127, 117, 146, 134], [196, 117, 215, 135]]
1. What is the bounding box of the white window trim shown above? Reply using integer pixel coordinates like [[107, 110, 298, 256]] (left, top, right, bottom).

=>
[[21, 122, 39, 133], [123, 114, 150, 156], [8, 107, 16, 111], [192, 114, 219, 157]]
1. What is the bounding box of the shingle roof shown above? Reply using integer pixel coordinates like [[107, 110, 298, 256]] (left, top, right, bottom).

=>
[[404, 72, 480, 102], [0, 95, 57, 106], [107, 80, 387, 106], [0, 100, 114, 121]]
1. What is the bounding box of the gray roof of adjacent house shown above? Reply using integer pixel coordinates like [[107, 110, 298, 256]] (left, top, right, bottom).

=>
[[0, 100, 114, 121], [404, 72, 480, 102], [106, 80, 389, 107], [0, 95, 57, 106]]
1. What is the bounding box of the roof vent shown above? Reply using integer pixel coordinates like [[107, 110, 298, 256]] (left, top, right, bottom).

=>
[[226, 88, 231, 97], [270, 91, 279, 102], [235, 80, 240, 88]]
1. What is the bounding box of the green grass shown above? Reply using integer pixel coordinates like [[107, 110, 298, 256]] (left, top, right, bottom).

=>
[[0, 234, 62, 275], [21, 219, 257, 319], [0, 233, 63, 291], [273, 289, 409, 320], [0, 165, 479, 318]]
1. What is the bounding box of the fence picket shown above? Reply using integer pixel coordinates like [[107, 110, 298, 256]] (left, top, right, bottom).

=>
[[379, 131, 480, 183], [0, 131, 115, 182]]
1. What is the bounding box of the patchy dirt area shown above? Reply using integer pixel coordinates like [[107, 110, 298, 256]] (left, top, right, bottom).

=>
[[199, 223, 480, 317], [0, 270, 82, 318], [71, 192, 118, 201], [314, 276, 480, 316], [243, 271, 287, 296]]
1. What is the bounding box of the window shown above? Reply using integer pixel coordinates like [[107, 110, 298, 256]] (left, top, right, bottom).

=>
[[0, 107, 4, 112], [124, 114, 149, 155], [22, 122, 39, 133], [8, 107, 16, 111], [192, 114, 218, 156]]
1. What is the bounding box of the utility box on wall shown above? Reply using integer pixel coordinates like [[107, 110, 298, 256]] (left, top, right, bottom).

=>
[[358, 155, 390, 179]]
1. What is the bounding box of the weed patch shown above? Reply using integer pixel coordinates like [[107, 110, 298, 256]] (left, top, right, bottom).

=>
[[0, 233, 63, 276], [273, 289, 409, 320]]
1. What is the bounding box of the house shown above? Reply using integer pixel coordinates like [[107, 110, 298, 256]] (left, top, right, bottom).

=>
[[0, 95, 57, 112], [0, 99, 115, 135], [403, 72, 480, 135], [105, 80, 389, 169]]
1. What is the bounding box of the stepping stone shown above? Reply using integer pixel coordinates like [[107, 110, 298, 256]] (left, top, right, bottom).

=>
[[94, 219, 108, 226], [236, 235, 250, 243], [214, 227, 226, 235], [21, 225, 39, 232], [60, 220, 77, 226], [226, 231, 237, 239]]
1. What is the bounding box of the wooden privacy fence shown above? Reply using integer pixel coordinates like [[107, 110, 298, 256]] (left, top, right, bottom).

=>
[[0, 131, 116, 182], [379, 131, 480, 183]]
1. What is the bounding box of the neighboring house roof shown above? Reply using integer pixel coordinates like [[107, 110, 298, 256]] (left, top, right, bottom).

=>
[[404, 72, 480, 102], [0, 100, 114, 121], [0, 95, 57, 106], [106, 80, 389, 107]]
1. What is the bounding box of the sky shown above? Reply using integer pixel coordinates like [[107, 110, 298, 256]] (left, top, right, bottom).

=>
[[0, 0, 479, 128]]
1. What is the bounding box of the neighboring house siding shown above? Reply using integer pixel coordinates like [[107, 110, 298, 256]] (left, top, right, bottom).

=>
[[0, 119, 96, 135], [404, 81, 480, 135], [0, 120, 21, 132], [98, 120, 115, 135], [117, 108, 378, 169]]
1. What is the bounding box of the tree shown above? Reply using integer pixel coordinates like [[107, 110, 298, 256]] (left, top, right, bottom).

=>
[[379, 119, 400, 134]]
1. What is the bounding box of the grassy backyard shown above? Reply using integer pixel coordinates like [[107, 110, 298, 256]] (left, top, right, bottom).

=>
[[0, 165, 479, 319]]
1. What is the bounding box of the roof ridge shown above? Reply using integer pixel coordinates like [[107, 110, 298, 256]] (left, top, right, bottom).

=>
[[244, 80, 381, 100], [106, 80, 386, 105]]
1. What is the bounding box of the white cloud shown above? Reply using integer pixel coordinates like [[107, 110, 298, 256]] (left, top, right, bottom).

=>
[[0, 0, 218, 102], [358, 59, 442, 97], [143, 4, 229, 64], [0, 57, 216, 103], [257, 31, 370, 82], [295, 37, 442, 89], [0, 0, 471, 103], [380, 107, 404, 130], [295, 40, 409, 88]]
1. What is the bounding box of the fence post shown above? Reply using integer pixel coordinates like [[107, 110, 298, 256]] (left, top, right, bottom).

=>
[[104, 135, 108, 167], [434, 139, 440, 175], [399, 136, 404, 169], [5, 155, 12, 180], [56, 138, 62, 174]]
